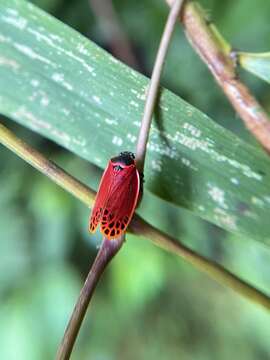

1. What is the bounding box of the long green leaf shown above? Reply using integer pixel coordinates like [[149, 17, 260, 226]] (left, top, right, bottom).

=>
[[0, 0, 270, 245]]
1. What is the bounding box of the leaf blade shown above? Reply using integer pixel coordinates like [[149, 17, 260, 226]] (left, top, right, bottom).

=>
[[238, 51, 270, 84]]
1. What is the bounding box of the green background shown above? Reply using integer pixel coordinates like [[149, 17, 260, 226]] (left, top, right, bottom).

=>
[[1, 0, 270, 359]]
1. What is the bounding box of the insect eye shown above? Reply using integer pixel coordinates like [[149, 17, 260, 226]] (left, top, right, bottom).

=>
[[113, 165, 123, 172]]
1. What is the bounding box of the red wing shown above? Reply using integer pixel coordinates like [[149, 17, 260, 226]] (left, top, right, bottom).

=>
[[89, 162, 140, 240], [89, 162, 114, 233], [100, 166, 140, 239]]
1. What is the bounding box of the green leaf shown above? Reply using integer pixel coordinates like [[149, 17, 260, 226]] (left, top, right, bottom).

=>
[[238, 52, 270, 84], [0, 0, 270, 245]]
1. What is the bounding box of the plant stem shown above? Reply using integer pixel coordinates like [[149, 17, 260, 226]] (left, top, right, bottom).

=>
[[166, 0, 270, 153], [56, 236, 124, 360], [135, 0, 184, 173], [1, 122, 270, 311], [131, 217, 270, 310]]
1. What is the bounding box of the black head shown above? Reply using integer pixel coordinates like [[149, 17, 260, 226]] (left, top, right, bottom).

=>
[[111, 151, 135, 166]]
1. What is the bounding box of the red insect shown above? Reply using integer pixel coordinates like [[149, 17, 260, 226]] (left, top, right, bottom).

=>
[[89, 151, 140, 240]]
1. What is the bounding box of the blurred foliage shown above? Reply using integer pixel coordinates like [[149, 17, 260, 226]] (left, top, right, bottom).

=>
[[1, 0, 270, 359]]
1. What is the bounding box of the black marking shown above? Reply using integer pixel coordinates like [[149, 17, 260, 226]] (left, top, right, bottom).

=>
[[104, 209, 109, 215], [111, 151, 135, 166], [105, 229, 109, 235], [109, 222, 115, 228], [108, 213, 114, 221], [113, 165, 123, 172], [110, 229, 115, 237]]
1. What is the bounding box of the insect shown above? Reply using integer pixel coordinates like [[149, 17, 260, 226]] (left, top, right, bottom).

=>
[[89, 151, 141, 240]]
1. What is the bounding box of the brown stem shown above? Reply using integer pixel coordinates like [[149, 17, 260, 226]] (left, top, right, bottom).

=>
[[131, 217, 270, 310], [135, 0, 184, 173], [56, 236, 124, 360], [166, 1, 270, 153]]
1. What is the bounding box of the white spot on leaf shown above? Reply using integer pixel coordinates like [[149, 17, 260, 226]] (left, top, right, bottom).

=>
[[92, 95, 102, 105], [208, 183, 228, 209], [160, 105, 168, 112], [2, 14, 27, 30], [72, 136, 86, 147], [230, 178, 239, 185], [26, 27, 96, 75], [183, 123, 201, 138], [181, 157, 198, 171], [0, 56, 19, 70], [112, 136, 123, 146], [52, 73, 73, 91], [214, 208, 237, 231], [130, 100, 139, 108], [30, 79, 39, 87], [77, 43, 88, 55], [14, 43, 56, 66], [105, 118, 118, 126], [127, 133, 137, 143], [151, 159, 162, 172], [133, 120, 141, 127]]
